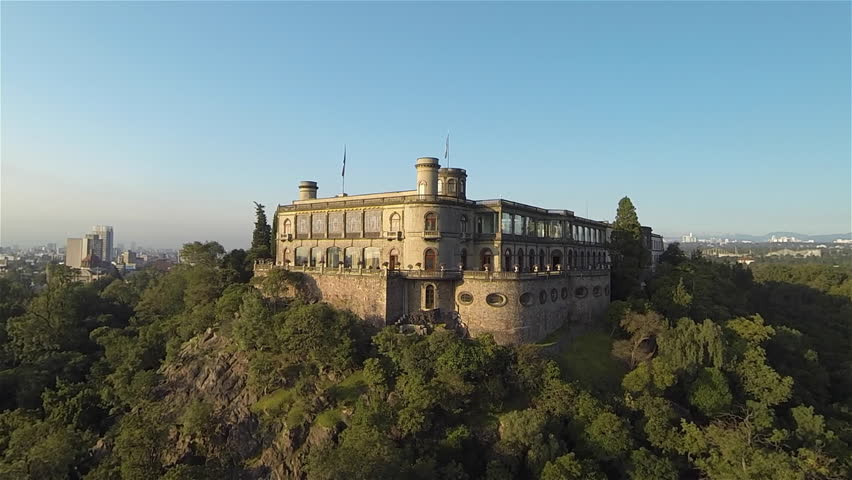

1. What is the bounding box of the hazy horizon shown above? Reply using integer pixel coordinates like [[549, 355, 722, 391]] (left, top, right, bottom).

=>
[[2, 2, 850, 251]]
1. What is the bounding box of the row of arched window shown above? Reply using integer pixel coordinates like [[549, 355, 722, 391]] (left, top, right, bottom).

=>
[[501, 248, 607, 271], [284, 246, 398, 269]]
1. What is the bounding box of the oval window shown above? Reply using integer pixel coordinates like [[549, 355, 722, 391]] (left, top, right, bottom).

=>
[[561, 287, 569, 300], [575, 287, 588, 298], [593, 286, 602, 297], [519, 292, 534, 306], [486, 293, 507, 307], [458, 292, 474, 305], [539, 290, 547, 304], [550, 288, 558, 302]]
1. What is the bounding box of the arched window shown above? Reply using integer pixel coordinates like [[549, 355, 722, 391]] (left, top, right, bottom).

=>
[[551, 249, 562, 268], [344, 247, 359, 268], [418, 181, 426, 195], [480, 248, 493, 270], [459, 215, 468, 234], [283, 219, 292, 236], [504, 248, 513, 271], [310, 247, 323, 267], [539, 249, 546, 270], [295, 247, 309, 266], [424, 212, 438, 232], [459, 248, 468, 270], [326, 247, 341, 268], [390, 212, 401, 232], [364, 247, 381, 269], [447, 178, 457, 193], [437, 179, 444, 194], [424, 248, 437, 271], [424, 284, 436, 309], [517, 248, 525, 271], [568, 250, 574, 268], [529, 250, 536, 271], [389, 248, 399, 271]]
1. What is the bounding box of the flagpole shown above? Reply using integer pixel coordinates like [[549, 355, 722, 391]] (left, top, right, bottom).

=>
[[341, 145, 346, 195]]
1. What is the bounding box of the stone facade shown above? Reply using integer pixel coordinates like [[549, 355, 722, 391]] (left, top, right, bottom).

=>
[[265, 156, 617, 344]]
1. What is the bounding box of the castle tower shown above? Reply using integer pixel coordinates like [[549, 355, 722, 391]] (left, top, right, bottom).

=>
[[415, 157, 440, 195], [298, 181, 318, 200], [438, 167, 468, 199]]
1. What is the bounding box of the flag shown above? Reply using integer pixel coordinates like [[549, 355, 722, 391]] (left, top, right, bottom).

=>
[[444, 133, 449, 160], [342, 146, 346, 177]]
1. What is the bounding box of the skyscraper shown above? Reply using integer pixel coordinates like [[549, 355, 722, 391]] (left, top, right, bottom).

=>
[[92, 225, 114, 263]]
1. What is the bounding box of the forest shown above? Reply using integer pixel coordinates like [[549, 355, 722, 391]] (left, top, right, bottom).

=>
[[0, 202, 850, 479]]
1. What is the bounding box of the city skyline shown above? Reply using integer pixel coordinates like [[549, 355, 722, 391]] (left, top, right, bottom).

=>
[[2, 2, 850, 250]]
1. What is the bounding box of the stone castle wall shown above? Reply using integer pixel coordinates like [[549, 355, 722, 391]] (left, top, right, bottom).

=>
[[295, 272, 390, 328], [455, 271, 610, 344]]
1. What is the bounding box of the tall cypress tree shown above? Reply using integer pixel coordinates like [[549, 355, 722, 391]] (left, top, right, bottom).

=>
[[250, 201, 272, 260], [610, 196, 647, 300]]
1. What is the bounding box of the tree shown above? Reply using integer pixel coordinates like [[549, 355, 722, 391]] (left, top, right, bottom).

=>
[[249, 202, 272, 262], [659, 242, 686, 266], [612, 196, 641, 241], [179, 241, 225, 267]]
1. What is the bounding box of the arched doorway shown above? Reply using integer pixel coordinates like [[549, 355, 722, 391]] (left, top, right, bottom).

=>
[[424, 284, 436, 309], [424, 248, 437, 271], [480, 248, 493, 270], [504, 248, 512, 271], [389, 248, 399, 271], [551, 249, 563, 269], [539, 249, 545, 270], [517, 248, 525, 272], [459, 248, 467, 270]]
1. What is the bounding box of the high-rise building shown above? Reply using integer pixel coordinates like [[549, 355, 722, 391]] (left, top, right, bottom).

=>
[[66, 238, 84, 268], [92, 225, 114, 262]]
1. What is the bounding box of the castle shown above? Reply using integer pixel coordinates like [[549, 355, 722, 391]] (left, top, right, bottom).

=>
[[261, 157, 615, 344]]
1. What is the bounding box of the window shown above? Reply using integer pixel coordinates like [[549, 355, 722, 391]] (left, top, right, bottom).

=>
[[460, 215, 468, 234], [458, 292, 474, 305], [295, 247, 309, 266], [527, 219, 537, 237], [344, 247, 359, 268], [425, 284, 436, 309], [310, 247, 323, 267], [593, 286, 602, 297], [501, 213, 513, 234], [447, 179, 457, 193], [424, 248, 437, 270], [480, 248, 493, 270], [326, 247, 341, 268], [539, 290, 547, 304], [513, 215, 524, 235], [520, 292, 534, 306], [459, 248, 468, 270], [517, 248, 525, 271], [389, 248, 399, 270], [575, 287, 588, 298], [539, 249, 545, 270], [425, 213, 438, 232], [486, 293, 507, 307], [282, 219, 292, 236], [504, 248, 512, 271], [437, 179, 444, 194], [550, 220, 561, 238], [537, 221, 546, 238], [568, 250, 574, 268], [477, 214, 495, 234], [418, 181, 426, 195], [390, 213, 401, 232], [551, 250, 563, 268], [529, 250, 536, 270], [460, 180, 465, 193], [364, 247, 381, 269]]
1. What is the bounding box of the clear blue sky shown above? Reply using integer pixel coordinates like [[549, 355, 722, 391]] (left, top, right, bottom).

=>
[[2, 1, 850, 249]]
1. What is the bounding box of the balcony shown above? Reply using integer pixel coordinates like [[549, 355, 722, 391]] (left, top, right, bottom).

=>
[[423, 230, 441, 240]]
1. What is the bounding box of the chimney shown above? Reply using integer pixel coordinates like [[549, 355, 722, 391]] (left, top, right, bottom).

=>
[[298, 181, 318, 200]]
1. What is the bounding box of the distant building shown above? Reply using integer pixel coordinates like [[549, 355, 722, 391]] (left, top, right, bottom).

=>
[[66, 238, 84, 268], [681, 233, 697, 243], [93, 225, 114, 263], [766, 248, 822, 258]]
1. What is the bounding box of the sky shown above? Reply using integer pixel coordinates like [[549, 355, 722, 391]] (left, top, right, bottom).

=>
[[2, 1, 850, 250]]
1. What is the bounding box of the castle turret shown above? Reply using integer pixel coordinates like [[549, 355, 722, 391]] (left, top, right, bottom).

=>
[[298, 181, 318, 200], [438, 167, 467, 199], [415, 157, 440, 195]]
